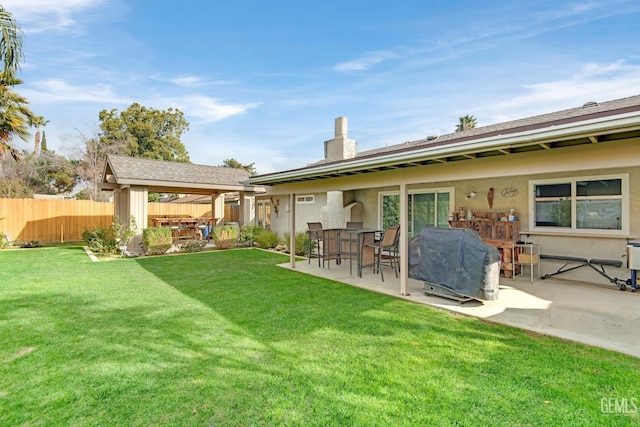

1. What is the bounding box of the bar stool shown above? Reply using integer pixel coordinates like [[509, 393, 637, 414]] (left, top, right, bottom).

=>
[[362, 225, 400, 281], [307, 222, 323, 266]]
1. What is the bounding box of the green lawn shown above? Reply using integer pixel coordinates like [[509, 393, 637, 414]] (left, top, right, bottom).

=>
[[1, 247, 638, 426]]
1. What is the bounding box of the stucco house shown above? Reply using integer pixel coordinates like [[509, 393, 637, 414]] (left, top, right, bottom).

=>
[[248, 94, 640, 292]]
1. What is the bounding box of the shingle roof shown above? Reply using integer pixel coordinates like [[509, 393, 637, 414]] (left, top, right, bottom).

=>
[[105, 155, 250, 186], [356, 94, 640, 159], [249, 94, 640, 185]]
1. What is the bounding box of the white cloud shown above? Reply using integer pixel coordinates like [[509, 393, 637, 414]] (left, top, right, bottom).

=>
[[22, 78, 131, 105], [154, 75, 237, 87], [158, 95, 261, 123], [333, 50, 398, 72], [577, 61, 629, 78], [477, 61, 640, 123], [22, 77, 260, 126], [2, 0, 108, 32], [169, 76, 208, 87]]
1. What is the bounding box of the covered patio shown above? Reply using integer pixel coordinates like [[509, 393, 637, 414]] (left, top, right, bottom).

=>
[[100, 155, 263, 245], [250, 100, 640, 296], [281, 259, 640, 359]]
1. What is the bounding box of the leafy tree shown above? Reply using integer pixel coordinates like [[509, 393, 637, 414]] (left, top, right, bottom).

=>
[[0, 143, 77, 197], [147, 192, 170, 203], [98, 103, 190, 162], [74, 188, 91, 200], [70, 128, 122, 201], [18, 150, 78, 195], [0, 175, 32, 198], [221, 157, 257, 175], [455, 115, 477, 132]]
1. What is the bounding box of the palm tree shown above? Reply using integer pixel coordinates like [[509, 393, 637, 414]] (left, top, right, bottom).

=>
[[455, 115, 477, 132], [32, 116, 49, 156], [0, 5, 23, 79], [0, 7, 38, 162], [0, 74, 37, 161]]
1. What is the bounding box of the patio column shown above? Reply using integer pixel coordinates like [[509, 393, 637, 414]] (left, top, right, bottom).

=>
[[243, 191, 255, 225], [210, 193, 215, 226], [128, 186, 148, 231], [289, 193, 296, 267], [113, 188, 129, 229], [210, 192, 222, 226], [238, 191, 246, 225], [400, 183, 409, 295]]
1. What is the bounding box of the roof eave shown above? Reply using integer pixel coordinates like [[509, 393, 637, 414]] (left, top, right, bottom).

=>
[[249, 112, 640, 185], [99, 179, 258, 193]]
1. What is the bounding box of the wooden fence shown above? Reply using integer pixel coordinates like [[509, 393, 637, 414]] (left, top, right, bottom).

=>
[[0, 198, 238, 244]]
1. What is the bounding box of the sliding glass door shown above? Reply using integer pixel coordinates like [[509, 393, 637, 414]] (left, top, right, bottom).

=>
[[381, 188, 452, 236]]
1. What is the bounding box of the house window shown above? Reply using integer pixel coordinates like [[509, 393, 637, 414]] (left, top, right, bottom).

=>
[[296, 195, 314, 204], [380, 188, 453, 237], [531, 174, 628, 234]]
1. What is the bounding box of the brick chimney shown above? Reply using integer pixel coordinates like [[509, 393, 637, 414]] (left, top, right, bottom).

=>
[[324, 117, 357, 162]]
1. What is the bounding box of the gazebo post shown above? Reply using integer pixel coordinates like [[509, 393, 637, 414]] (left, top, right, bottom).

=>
[[210, 192, 217, 224], [239, 191, 246, 225]]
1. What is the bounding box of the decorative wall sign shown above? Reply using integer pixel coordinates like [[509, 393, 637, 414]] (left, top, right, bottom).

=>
[[501, 187, 519, 198]]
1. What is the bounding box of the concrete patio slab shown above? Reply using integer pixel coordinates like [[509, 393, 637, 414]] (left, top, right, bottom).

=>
[[281, 259, 640, 359]]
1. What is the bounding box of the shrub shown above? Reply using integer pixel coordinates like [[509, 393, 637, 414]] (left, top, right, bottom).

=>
[[113, 215, 138, 251], [212, 225, 238, 249], [284, 231, 311, 256], [253, 229, 280, 249], [143, 227, 172, 255], [82, 216, 138, 255], [0, 217, 7, 249], [239, 224, 263, 247], [82, 225, 117, 254], [180, 239, 206, 253]]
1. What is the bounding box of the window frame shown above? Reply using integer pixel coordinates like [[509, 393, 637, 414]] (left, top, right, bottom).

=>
[[378, 187, 454, 236], [529, 173, 629, 236], [295, 195, 315, 204]]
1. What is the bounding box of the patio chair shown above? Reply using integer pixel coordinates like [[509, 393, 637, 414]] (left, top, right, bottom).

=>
[[307, 222, 324, 266], [169, 218, 181, 244], [179, 218, 196, 240], [341, 222, 363, 266], [362, 225, 400, 282], [380, 225, 401, 277], [321, 228, 341, 269]]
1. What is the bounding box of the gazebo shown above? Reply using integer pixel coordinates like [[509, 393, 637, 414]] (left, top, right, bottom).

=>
[[99, 154, 261, 237]]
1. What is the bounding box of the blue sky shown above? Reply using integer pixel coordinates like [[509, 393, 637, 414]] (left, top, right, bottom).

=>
[[5, 0, 640, 174]]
